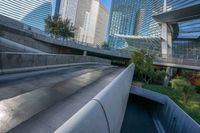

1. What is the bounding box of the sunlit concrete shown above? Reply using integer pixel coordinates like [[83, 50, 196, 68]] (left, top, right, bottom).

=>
[[0, 64, 121, 133]]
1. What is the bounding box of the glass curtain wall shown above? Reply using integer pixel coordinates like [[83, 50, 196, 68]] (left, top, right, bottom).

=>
[[107, 0, 163, 49]]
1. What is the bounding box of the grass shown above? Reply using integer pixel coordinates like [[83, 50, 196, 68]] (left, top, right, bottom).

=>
[[142, 83, 200, 124]]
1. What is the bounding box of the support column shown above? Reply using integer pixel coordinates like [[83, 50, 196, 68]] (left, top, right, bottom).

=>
[[161, 23, 168, 58], [83, 50, 87, 56], [164, 67, 173, 87], [161, 23, 173, 58], [161, 0, 173, 58]]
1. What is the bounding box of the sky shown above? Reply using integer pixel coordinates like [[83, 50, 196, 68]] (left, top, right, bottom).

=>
[[101, 0, 112, 12], [52, 0, 112, 14]]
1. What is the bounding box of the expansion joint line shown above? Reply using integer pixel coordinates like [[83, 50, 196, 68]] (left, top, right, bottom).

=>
[[93, 99, 111, 133]]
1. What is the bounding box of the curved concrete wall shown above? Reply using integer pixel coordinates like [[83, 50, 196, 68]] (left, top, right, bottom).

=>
[[156, 98, 200, 133], [131, 87, 200, 133], [0, 52, 111, 74], [55, 64, 135, 133]]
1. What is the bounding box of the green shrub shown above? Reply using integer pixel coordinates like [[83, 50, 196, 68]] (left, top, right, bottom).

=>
[[152, 70, 166, 84], [131, 49, 153, 83], [171, 77, 194, 103], [195, 86, 200, 94]]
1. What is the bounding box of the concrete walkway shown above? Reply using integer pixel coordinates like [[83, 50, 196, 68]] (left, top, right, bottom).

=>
[[121, 94, 157, 133], [0, 64, 123, 133]]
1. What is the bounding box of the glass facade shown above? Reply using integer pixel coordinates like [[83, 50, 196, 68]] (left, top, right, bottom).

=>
[[107, 0, 163, 49], [168, 0, 200, 58], [107, 0, 200, 58], [166, 0, 200, 11], [0, 0, 52, 31], [172, 19, 200, 58]]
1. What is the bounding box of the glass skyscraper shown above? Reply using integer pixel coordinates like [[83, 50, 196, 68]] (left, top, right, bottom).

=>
[[107, 0, 200, 54], [0, 0, 52, 31], [166, 0, 200, 58], [107, 0, 163, 49]]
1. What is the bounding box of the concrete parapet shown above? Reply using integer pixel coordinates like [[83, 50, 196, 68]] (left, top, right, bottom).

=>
[[157, 98, 200, 133], [55, 101, 109, 133], [93, 64, 134, 133], [0, 52, 111, 74], [131, 87, 200, 133], [55, 64, 135, 133]]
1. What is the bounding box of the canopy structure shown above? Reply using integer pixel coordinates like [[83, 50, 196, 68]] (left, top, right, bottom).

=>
[[116, 34, 161, 54], [152, 4, 200, 23]]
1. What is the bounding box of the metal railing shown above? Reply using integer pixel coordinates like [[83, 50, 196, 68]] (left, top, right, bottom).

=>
[[154, 54, 200, 67]]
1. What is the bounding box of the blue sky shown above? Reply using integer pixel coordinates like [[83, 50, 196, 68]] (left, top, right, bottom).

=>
[[101, 0, 112, 11], [52, 0, 112, 14]]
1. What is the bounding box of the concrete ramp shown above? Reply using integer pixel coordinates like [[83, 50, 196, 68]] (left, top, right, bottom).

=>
[[55, 64, 135, 133]]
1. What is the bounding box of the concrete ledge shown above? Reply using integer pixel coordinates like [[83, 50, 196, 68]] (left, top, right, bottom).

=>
[[55, 101, 109, 133], [0, 52, 111, 74], [130, 87, 200, 133], [130, 86, 166, 104], [0, 62, 102, 75], [55, 64, 135, 133], [93, 64, 134, 133]]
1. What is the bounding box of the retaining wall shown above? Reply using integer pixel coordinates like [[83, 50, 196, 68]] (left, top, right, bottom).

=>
[[55, 64, 135, 133], [131, 87, 200, 133], [0, 52, 111, 74]]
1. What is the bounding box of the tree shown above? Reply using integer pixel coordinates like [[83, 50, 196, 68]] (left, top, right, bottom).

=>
[[60, 19, 75, 38], [131, 49, 166, 84], [45, 15, 75, 38], [152, 70, 166, 84], [131, 49, 154, 83], [171, 77, 194, 103], [45, 15, 62, 38], [102, 41, 109, 49]]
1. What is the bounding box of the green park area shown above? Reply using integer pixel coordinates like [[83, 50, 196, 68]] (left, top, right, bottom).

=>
[[131, 50, 200, 124]]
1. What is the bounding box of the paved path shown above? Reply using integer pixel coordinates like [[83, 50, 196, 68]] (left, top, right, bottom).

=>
[[121, 94, 158, 133], [0, 64, 123, 133]]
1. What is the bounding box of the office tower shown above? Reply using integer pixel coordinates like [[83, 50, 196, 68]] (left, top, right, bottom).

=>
[[75, 0, 109, 45], [0, 0, 52, 31], [109, 0, 200, 58], [94, 3, 109, 45], [165, 0, 200, 58], [58, 0, 79, 25], [107, 0, 164, 48]]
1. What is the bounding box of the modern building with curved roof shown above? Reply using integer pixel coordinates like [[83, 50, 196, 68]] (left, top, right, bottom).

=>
[[107, 0, 200, 59], [0, 0, 52, 31]]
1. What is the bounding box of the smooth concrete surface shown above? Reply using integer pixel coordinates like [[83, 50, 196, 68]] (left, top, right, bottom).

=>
[[0, 37, 46, 53], [54, 101, 109, 133], [0, 65, 119, 133], [93, 64, 134, 133], [130, 86, 166, 104], [121, 94, 158, 133], [55, 64, 135, 133], [0, 52, 111, 74], [130, 87, 200, 133], [8, 68, 123, 133], [0, 64, 106, 100]]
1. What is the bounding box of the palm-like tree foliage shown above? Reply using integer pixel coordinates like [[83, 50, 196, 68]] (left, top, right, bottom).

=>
[[60, 19, 75, 38], [45, 15, 75, 38]]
